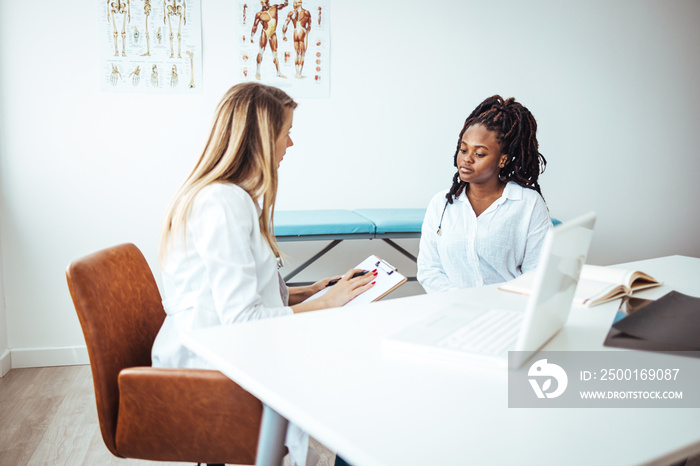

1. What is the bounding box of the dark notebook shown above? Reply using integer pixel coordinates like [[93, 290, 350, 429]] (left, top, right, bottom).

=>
[[604, 291, 700, 353]]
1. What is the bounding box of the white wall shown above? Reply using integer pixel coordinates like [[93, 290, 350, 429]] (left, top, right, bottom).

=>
[[0, 159, 8, 375], [0, 29, 9, 375], [1, 0, 699, 368]]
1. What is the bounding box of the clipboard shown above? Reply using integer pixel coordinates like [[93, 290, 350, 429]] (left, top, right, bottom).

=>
[[305, 255, 407, 306]]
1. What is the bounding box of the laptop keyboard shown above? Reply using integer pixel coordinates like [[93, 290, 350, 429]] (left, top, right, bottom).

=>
[[436, 309, 523, 356]]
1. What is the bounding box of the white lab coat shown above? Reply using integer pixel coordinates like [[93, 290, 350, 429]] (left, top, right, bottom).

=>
[[152, 182, 316, 466]]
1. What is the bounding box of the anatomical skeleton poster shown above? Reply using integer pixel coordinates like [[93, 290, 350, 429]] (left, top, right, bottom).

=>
[[237, 0, 330, 98], [100, 0, 202, 93]]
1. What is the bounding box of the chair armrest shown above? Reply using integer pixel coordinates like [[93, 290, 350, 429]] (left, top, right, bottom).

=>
[[115, 367, 262, 464]]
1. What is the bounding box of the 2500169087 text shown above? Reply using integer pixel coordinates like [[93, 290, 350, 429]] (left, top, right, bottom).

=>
[[595, 369, 680, 381]]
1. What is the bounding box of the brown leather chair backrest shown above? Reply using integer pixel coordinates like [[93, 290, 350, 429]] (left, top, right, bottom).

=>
[[66, 243, 165, 457]]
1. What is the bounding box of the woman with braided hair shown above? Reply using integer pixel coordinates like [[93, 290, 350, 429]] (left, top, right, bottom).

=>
[[417, 95, 552, 294]]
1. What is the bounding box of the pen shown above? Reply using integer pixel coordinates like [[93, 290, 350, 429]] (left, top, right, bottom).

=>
[[326, 270, 369, 287]]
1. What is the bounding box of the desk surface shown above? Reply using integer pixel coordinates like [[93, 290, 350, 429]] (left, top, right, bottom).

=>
[[183, 256, 700, 466]]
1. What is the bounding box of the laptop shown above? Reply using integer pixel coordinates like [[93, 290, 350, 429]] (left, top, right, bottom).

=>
[[383, 212, 596, 369]]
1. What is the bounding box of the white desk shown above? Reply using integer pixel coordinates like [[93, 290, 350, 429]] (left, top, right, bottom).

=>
[[183, 255, 700, 466]]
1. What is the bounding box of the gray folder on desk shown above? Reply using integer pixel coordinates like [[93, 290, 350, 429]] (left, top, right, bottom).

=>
[[604, 291, 700, 353]]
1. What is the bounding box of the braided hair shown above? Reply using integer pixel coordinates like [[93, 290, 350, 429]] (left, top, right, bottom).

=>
[[445, 95, 546, 204]]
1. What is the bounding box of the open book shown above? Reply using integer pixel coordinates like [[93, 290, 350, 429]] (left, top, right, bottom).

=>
[[304, 255, 407, 306], [498, 264, 662, 308]]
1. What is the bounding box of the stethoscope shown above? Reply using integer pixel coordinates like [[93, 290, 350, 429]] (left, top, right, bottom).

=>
[[436, 200, 449, 236]]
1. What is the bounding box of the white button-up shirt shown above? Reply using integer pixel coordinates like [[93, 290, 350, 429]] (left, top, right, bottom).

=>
[[417, 182, 551, 294]]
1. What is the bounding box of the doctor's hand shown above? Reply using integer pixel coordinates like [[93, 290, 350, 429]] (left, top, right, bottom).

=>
[[320, 268, 377, 309], [290, 268, 377, 313], [307, 275, 342, 295]]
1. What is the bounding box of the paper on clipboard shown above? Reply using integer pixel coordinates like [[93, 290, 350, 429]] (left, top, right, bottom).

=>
[[304, 255, 407, 306]]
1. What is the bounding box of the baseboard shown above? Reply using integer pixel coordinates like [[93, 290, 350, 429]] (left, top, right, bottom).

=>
[[9, 345, 90, 369], [0, 349, 11, 377]]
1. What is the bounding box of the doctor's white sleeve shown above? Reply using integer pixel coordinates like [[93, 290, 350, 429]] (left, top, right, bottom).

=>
[[189, 189, 292, 324]]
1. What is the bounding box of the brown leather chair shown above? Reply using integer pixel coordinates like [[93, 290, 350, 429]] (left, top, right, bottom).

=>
[[66, 243, 263, 464]]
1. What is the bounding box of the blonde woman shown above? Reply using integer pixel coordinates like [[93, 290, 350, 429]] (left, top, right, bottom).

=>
[[152, 82, 375, 466]]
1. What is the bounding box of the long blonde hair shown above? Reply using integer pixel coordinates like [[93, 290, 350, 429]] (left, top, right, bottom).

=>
[[159, 82, 297, 263]]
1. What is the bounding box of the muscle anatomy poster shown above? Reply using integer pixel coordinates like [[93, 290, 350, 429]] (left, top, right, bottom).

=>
[[100, 0, 202, 93], [237, 0, 330, 98]]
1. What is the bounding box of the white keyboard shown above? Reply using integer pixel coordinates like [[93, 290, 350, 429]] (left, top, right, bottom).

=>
[[436, 309, 523, 356]]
